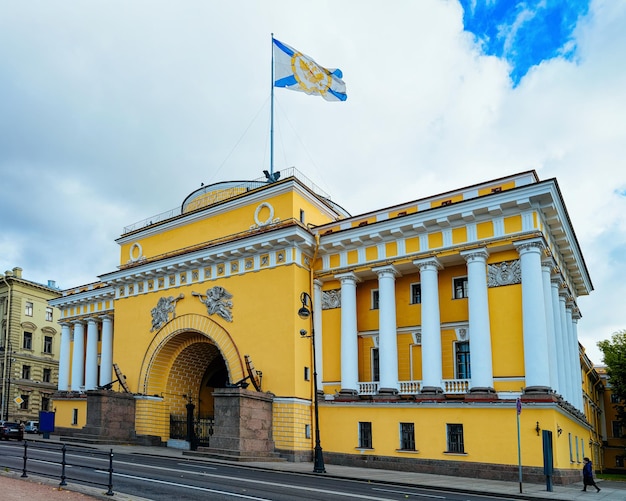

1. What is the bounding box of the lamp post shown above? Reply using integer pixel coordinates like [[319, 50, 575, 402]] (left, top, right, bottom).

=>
[[298, 291, 326, 474]]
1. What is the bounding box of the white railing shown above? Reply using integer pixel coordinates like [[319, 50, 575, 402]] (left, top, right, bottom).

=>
[[399, 380, 422, 394], [358, 382, 379, 395], [357, 379, 470, 396], [443, 379, 470, 394]]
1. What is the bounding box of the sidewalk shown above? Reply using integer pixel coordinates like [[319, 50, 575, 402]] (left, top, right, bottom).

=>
[[12, 435, 626, 501]]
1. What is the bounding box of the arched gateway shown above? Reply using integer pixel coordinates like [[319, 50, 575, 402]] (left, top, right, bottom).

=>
[[136, 313, 259, 447]]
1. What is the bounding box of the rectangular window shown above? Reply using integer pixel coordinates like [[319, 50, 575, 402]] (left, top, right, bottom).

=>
[[371, 347, 380, 382], [617, 456, 624, 467], [20, 394, 29, 410], [41, 396, 50, 411], [45, 306, 53, 321], [22, 365, 31, 379], [25, 301, 33, 316], [23, 332, 33, 350], [455, 341, 471, 379], [359, 422, 373, 449], [72, 409, 79, 425], [44, 336, 53, 354], [453, 277, 468, 299], [305, 424, 311, 439], [575, 436, 580, 462], [610, 393, 621, 404], [568, 433, 573, 462], [612, 421, 624, 438], [371, 290, 379, 310], [304, 366, 310, 381], [446, 424, 464, 453], [410, 283, 422, 304], [299, 209, 305, 224], [43, 368, 51, 383], [400, 422, 415, 450]]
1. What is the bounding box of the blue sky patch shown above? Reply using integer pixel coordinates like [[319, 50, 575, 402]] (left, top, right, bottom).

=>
[[459, 0, 590, 86]]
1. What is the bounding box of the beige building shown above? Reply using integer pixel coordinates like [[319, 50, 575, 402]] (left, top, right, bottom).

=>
[[0, 267, 62, 422]]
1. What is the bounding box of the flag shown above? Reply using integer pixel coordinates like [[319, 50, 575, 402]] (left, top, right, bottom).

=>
[[516, 397, 522, 415], [273, 38, 347, 102]]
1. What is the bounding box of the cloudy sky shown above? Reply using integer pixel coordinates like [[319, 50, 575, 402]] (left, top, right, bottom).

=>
[[1, 0, 624, 364]]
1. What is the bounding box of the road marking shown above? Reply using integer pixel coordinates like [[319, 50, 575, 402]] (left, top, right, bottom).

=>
[[372, 487, 445, 498], [98, 471, 271, 500], [97, 469, 413, 500]]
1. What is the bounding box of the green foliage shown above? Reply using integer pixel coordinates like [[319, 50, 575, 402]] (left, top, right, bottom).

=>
[[598, 330, 626, 430]]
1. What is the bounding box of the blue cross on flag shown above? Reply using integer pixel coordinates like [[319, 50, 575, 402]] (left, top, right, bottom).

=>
[[273, 38, 347, 102]]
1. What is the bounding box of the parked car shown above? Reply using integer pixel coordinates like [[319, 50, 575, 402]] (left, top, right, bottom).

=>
[[25, 421, 39, 434], [1, 422, 24, 441]]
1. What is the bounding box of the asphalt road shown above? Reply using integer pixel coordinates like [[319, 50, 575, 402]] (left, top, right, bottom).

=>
[[0, 440, 541, 501]]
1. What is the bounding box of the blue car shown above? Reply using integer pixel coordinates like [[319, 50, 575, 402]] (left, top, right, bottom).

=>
[[1, 422, 24, 441]]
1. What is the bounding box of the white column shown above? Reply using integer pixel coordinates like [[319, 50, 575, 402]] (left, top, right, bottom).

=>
[[70, 321, 85, 391], [414, 258, 443, 393], [541, 262, 558, 392], [99, 315, 114, 387], [514, 240, 551, 391], [373, 265, 399, 393], [572, 311, 585, 411], [559, 292, 573, 402], [313, 280, 324, 391], [460, 248, 494, 392], [566, 304, 581, 411], [85, 318, 99, 390], [58, 323, 71, 391], [551, 278, 567, 398], [335, 272, 360, 394]]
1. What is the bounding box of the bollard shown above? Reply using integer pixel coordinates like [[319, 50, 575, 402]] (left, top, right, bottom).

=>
[[21, 441, 28, 478], [106, 448, 114, 496], [59, 443, 67, 486]]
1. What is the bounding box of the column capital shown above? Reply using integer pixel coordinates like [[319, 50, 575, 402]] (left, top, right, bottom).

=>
[[100, 314, 113, 322], [413, 257, 442, 271], [460, 247, 489, 263], [372, 264, 400, 278], [71, 319, 85, 326], [335, 271, 361, 284], [313, 279, 323, 289], [514, 238, 546, 255]]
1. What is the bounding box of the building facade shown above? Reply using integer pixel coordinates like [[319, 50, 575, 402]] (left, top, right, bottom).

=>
[[1, 267, 62, 422], [597, 366, 626, 473], [50, 169, 597, 483]]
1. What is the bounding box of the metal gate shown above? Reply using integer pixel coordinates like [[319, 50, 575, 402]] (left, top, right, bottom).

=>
[[170, 415, 214, 447]]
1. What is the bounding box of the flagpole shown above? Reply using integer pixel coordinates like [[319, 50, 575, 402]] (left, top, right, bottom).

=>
[[270, 33, 275, 178]]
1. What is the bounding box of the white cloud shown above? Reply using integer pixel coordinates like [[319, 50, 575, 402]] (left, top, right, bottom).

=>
[[0, 0, 623, 363]]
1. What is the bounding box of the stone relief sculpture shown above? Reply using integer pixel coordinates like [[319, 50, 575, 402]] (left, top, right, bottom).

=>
[[192, 286, 234, 322], [322, 289, 341, 310], [150, 293, 184, 332], [487, 260, 522, 287]]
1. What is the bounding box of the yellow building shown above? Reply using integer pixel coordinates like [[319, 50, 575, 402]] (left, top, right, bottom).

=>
[[51, 169, 596, 483], [596, 366, 626, 473], [1, 267, 62, 423]]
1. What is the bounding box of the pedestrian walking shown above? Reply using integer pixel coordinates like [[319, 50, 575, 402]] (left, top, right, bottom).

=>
[[582, 457, 601, 492]]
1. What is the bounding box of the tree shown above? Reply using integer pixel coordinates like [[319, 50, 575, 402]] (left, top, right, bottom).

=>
[[598, 330, 626, 432]]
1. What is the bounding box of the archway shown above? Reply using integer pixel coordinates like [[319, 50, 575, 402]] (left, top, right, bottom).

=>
[[137, 313, 245, 443]]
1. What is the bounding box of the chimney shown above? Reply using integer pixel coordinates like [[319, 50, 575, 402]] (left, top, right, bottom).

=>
[[12, 267, 22, 279], [48, 280, 57, 289]]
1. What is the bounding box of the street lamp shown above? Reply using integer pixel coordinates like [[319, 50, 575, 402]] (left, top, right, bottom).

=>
[[298, 291, 326, 474]]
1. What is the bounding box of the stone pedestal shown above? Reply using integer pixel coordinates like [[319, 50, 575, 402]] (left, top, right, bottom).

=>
[[210, 387, 274, 456], [81, 389, 136, 441]]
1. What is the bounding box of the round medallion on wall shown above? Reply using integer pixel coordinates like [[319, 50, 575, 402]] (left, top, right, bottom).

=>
[[254, 202, 275, 226], [129, 242, 143, 262]]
